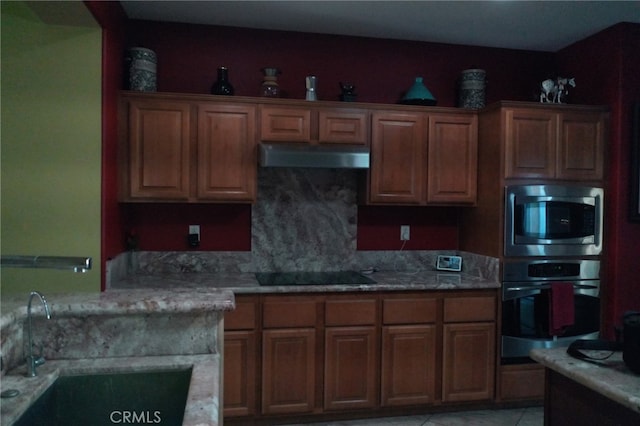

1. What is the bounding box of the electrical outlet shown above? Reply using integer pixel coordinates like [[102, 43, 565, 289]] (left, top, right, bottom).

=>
[[400, 225, 410, 241], [188, 225, 201, 248], [189, 225, 200, 238]]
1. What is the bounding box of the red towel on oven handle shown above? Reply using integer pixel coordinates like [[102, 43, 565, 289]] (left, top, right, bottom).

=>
[[549, 281, 575, 336]]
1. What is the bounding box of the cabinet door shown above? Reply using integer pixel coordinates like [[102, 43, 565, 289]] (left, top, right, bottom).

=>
[[557, 111, 606, 180], [442, 322, 495, 402], [262, 328, 316, 415], [128, 100, 191, 199], [224, 330, 257, 417], [381, 324, 436, 406], [260, 106, 311, 142], [427, 113, 478, 204], [324, 326, 378, 411], [369, 112, 426, 204], [504, 108, 557, 179], [224, 296, 258, 417], [318, 109, 368, 145], [197, 104, 256, 201]]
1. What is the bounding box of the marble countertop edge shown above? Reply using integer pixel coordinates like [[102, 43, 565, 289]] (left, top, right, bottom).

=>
[[109, 270, 500, 293], [1, 288, 235, 330]]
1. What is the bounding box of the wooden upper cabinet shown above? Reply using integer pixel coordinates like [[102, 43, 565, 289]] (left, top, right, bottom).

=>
[[503, 106, 606, 181], [369, 112, 426, 204], [504, 108, 557, 179], [127, 99, 192, 200], [368, 111, 478, 205], [260, 105, 368, 145], [427, 113, 478, 204], [197, 103, 257, 201], [121, 93, 257, 203], [557, 110, 606, 180]]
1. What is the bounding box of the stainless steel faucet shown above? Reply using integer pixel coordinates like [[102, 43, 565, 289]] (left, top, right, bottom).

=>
[[25, 291, 51, 377]]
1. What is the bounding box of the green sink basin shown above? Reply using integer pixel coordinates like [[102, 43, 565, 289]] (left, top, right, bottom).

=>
[[13, 368, 192, 426]]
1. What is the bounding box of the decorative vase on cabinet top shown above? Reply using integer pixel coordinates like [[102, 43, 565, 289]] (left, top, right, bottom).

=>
[[400, 77, 437, 106], [125, 47, 157, 92], [261, 67, 281, 97], [458, 68, 486, 109], [211, 66, 234, 96]]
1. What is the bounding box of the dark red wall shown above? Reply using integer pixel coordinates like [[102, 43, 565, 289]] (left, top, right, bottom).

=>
[[557, 23, 640, 335], [125, 21, 555, 106], [358, 207, 458, 250], [125, 204, 251, 251]]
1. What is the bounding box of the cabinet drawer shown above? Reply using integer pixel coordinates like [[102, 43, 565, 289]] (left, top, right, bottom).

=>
[[444, 296, 495, 322], [263, 297, 318, 328], [383, 298, 437, 324], [325, 299, 377, 326], [500, 364, 545, 401], [318, 109, 368, 145], [225, 298, 257, 330], [260, 106, 311, 142]]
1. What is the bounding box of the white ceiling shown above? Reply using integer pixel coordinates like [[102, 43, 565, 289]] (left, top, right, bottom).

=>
[[120, 1, 640, 52]]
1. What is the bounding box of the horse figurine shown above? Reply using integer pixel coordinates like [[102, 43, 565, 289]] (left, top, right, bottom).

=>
[[540, 77, 575, 103]]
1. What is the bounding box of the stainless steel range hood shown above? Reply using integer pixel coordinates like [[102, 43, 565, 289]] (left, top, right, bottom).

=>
[[259, 143, 370, 169]]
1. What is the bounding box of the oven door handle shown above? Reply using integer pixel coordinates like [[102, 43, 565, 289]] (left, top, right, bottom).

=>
[[505, 283, 599, 292]]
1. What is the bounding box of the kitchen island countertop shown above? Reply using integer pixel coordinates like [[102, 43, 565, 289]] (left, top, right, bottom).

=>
[[109, 270, 499, 293], [530, 347, 640, 415]]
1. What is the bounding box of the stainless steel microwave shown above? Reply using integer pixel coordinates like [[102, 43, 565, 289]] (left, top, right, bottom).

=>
[[505, 185, 604, 257]]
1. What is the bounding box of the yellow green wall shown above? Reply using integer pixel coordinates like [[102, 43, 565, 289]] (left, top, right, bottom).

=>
[[1, 2, 102, 295]]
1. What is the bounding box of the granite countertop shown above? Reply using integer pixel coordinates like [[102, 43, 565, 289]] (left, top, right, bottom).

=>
[[110, 270, 499, 293], [530, 347, 640, 414], [0, 288, 235, 330], [0, 354, 220, 426]]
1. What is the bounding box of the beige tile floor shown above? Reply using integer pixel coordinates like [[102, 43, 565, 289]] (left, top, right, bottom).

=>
[[282, 406, 544, 426]]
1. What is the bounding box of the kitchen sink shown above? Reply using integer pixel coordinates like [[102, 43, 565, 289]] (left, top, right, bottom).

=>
[[13, 368, 192, 426]]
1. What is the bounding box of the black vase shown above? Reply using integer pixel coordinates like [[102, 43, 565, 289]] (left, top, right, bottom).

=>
[[211, 66, 234, 95]]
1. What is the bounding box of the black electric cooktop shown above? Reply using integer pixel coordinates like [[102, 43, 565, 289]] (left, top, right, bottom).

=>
[[255, 271, 376, 286]]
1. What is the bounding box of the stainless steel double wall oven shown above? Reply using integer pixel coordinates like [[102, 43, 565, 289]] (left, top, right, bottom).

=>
[[501, 184, 604, 362]]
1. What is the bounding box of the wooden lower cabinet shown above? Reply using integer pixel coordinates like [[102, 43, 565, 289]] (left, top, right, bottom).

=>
[[442, 322, 495, 402], [223, 296, 258, 418], [224, 291, 498, 423], [324, 296, 379, 411], [324, 326, 378, 411], [499, 363, 545, 401], [381, 324, 437, 406], [224, 330, 257, 417], [262, 328, 316, 415]]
